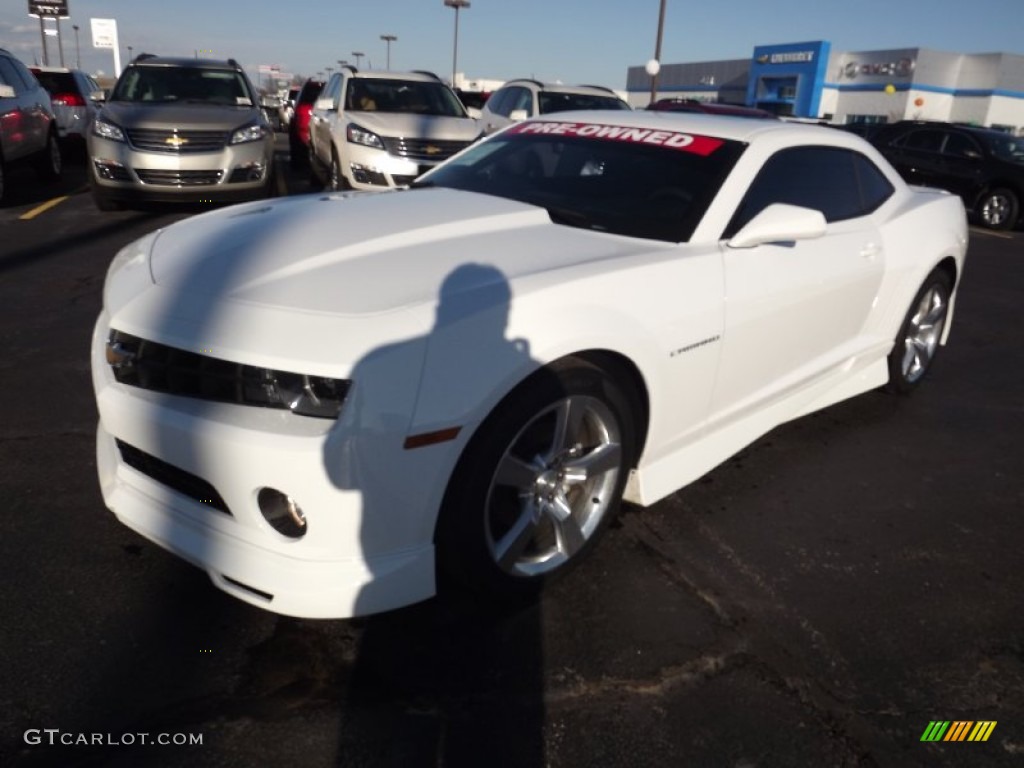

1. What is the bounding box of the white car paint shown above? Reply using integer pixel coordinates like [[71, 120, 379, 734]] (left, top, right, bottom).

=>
[[93, 111, 968, 618]]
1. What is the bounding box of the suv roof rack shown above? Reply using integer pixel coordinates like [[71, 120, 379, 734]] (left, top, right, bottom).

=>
[[506, 78, 544, 88], [411, 69, 442, 81], [134, 53, 157, 62]]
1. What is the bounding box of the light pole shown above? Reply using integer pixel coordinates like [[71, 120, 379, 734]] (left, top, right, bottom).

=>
[[380, 34, 396, 70], [127, 45, 133, 64], [351, 51, 364, 68], [649, 0, 667, 104], [337, 59, 346, 71], [443, 0, 470, 88], [73, 24, 80, 69]]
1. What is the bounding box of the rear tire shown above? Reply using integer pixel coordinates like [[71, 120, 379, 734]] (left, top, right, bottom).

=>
[[885, 270, 952, 393], [436, 358, 637, 603], [33, 130, 62, 181], [976, 188, 1018, 231]]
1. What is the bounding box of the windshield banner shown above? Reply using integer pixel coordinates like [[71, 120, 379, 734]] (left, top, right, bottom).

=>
[[508, 121, 725, 156]]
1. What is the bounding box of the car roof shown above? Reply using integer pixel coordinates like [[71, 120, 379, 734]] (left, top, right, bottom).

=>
[[345, 69, 447, 84], [129, 56, 243, 70], [503, 78, 619, 97]]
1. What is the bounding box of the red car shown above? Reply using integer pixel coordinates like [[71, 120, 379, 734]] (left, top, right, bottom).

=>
[[288, 79, 324, 167]]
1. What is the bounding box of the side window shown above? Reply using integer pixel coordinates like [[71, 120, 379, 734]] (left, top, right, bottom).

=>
[[899, 129, 944, 153], [0, 57, 26, 94], [8, 56, 38, 91], [851, 153, 895, 213], [942, 132, 981, 158], [727, 146, 880, 235]]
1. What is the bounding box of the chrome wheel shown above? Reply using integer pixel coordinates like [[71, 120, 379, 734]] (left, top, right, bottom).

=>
[[978, 188, 1018, 231], [484, 394, 623, 578], [899, 284, 947, 384]]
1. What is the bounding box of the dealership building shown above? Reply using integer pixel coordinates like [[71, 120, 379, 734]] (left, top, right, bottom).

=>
[[626, 40, 1024, 133]]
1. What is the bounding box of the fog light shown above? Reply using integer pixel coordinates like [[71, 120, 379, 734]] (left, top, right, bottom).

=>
[[258, 488, 307, 538]]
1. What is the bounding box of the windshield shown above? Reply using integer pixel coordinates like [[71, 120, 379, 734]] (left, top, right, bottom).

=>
[[985, 132, 1024, 165], [417, 119, 745, 242], [111, 66, 253, 106], [538, 91, 631, 115], [345, 79, 466, 117]]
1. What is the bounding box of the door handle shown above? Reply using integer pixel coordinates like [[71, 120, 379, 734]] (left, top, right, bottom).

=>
[[859, 242, 881, 260]]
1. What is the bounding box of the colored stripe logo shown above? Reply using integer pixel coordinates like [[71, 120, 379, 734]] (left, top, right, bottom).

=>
[[921, 721, 997, 742]]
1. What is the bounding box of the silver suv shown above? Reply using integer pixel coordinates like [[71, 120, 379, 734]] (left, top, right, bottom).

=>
[[0, 47, 62, 204], [480, 79, 631, 136], [87, 55, 275, 210], [309, 68, 480, 191]]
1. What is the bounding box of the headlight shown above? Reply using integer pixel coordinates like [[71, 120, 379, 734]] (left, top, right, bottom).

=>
[[230, 122, 268, 144], [346, 122, 384, 149], [93, 116, 125, 142], [106, 330, 351, 419]]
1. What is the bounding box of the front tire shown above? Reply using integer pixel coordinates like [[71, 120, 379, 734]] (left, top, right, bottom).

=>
[[977, 188, 1018, 231], [886, 270, 952, 393], [436, 358, 638, 603]]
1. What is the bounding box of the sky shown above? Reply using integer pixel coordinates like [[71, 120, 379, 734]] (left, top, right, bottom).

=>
[[2, 0, 1022, 91]]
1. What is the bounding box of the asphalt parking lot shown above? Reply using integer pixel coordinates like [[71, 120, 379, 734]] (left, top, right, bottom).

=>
[[2, 137, 1023, 767]]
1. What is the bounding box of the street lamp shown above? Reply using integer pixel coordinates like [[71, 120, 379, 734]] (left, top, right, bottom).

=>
[[73, 24, 80, 69], [351, 51, 364, 68], [127, 45, 133, 63], [649, 0, 667, 104], [337, 59, 346, 71], [380, 34, 397, 70], [443, 0, 470, 88]]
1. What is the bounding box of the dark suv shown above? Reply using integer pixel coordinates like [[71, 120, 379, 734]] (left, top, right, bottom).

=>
[[869, 121, 1024, 230], [0, 47, 62, 204]]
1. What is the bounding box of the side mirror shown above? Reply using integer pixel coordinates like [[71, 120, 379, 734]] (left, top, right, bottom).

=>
[[509, 108, 529, 122], [0, 84, 15, 99], [726, 204, 827, 249], [89, 89, 106, 103], [314, 96, 336, 112], [466, 106, 482, 120]]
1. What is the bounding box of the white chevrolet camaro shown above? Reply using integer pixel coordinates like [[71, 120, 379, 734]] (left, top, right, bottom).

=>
[[92, 111, 968, 618]]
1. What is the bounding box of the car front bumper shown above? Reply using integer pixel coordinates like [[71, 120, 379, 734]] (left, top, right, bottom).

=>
[[91, 311, 437, 619], [88, 134, 274, 202]]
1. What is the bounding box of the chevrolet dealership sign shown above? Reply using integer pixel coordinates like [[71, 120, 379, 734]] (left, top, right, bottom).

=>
[[27, 0, 69, 18]]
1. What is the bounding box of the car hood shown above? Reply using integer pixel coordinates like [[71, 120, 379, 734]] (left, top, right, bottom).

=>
[[100, 101, 260, 131], [145, 188, 649, 317], [345, 111, 480, 141]]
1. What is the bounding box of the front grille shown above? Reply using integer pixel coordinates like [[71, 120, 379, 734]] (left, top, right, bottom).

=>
[[127, 129, 228, 153], [116, 439, 231, 514], [136, 169, 223, 186], [381, 137, 471, 162]]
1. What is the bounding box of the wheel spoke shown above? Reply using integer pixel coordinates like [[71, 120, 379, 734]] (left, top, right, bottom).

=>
[[494, 453, 538, 490], [494, 500, 541, 570], [544, 495, 587, 557], [561, 442, 622, 485], [548, 397, 586, 459]]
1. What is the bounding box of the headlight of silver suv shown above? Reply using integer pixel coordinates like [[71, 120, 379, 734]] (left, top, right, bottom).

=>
[[346, 122, 384, 150], [92, 116, 126, 142], [230, 122, 269, 145]]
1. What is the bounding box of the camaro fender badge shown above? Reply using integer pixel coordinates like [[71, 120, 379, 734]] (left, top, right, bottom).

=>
[[508, 121, 725, 156], [670, 335, 721, 357]]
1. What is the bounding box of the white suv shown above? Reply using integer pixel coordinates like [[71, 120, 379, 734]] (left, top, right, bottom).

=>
[[480, 79, 631, 136], [309, 68, 480, 191]]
